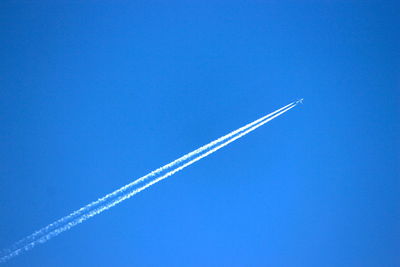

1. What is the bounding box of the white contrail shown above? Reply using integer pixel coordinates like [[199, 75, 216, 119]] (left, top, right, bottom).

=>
[[4, 101, 296, 252], [0, 100, 300, 263]]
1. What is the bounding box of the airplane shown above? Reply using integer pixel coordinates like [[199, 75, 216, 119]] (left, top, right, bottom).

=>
[[296, 98, 304, 104]]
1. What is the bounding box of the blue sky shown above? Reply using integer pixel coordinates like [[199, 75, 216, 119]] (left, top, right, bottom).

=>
[[0, 1, 399, 266]]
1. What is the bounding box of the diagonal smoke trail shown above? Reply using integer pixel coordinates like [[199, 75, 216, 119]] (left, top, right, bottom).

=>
[[0, 101, 300, 263], [5, 101, 296, 253]]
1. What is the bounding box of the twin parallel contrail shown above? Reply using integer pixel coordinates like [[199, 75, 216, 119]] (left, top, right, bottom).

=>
[[0, 99, 302, 263]]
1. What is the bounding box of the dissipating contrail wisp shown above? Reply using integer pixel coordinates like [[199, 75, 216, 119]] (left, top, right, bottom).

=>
[[0, 99, 302, 263]]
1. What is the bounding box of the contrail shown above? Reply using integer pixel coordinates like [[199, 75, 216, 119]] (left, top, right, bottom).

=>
[[5, 101, 296, 256], [0, 100, 301, 263]]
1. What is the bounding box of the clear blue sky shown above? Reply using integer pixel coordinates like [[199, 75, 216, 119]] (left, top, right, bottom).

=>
[[0, 1, 399, 266]]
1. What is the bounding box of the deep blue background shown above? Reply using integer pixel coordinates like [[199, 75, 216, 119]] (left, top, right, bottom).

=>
[[1, 1, 399, 266]]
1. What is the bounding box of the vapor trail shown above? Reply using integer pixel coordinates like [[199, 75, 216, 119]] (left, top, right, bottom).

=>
[[0, 100, 300, 263], [3, 101, 296, 253]]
